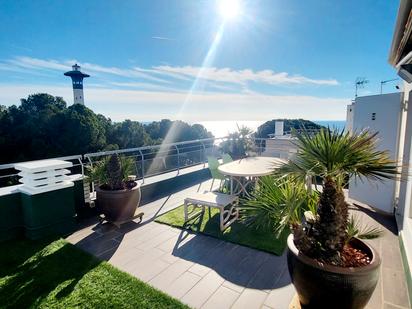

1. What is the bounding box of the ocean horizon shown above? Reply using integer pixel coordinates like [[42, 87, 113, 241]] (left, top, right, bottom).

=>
[[141, 120, 346, 138], [199, 120, 346, 138]]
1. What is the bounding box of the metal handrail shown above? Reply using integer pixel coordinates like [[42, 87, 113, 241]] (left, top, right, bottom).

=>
[[0, 135, 298, 188]]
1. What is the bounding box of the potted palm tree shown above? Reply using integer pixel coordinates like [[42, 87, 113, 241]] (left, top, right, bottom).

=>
[[88, 154, 142, 225], [242, 128, 398, 308]]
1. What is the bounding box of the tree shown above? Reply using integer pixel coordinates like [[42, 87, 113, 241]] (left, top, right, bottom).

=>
[[0, 93, 214, 164], [255, 119, 324, 138], [52, 104, 108, 155], [110, 120, 151, 149]]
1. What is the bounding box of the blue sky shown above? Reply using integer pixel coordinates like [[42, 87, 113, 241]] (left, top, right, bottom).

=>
[[0, 0, 400, 122]]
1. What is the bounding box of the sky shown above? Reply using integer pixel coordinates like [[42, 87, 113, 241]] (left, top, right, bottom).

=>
[[0, 0, 401, 122]]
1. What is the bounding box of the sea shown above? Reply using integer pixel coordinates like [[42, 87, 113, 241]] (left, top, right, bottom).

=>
[[198, 120, 346, 138]]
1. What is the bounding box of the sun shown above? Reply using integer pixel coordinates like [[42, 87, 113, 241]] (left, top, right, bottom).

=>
[[218, 0, 241, 20]]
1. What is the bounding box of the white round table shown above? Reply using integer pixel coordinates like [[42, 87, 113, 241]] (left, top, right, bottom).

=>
[[218, 156, 286, 195]]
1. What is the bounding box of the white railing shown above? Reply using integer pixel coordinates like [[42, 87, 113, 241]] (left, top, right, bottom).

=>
[[0, 136, 297, 189]]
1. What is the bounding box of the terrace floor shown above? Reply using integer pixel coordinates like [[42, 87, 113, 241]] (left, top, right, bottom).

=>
[[67, 178, 411, 309]]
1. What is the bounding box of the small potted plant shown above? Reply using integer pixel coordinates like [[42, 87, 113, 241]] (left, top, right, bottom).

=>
[[88, 154, 142, 225], [242, 128, 398, 308]]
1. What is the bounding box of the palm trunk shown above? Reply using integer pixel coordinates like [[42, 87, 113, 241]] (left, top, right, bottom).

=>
[[312, 176, 348, 264]]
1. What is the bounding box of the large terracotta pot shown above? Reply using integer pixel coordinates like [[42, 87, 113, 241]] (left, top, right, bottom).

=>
[[96, 182, 141, 223], [287, 234, 380, 309]]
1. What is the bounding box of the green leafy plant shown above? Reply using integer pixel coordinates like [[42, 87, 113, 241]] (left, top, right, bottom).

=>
[[87, 154, 135, 190], [346, 215, 383, 243], [277, 128, 398, 266], [220, 125, 254, 159], [240, 176, 318, 237]]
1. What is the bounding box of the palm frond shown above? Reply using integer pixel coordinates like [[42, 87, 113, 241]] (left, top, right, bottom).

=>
[[278, 128, 399, 183], [346, 214, 383, 242], [240, 176, 318, 238]]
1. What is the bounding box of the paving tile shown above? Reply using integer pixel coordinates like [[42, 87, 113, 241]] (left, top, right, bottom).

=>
[[231, 288, 268, 309], [66, 227, 100, 244], [381, 239, 404, 271], [181, 271, 225, 308], [222, 280, 245, 294], [246, 253, 288, 291], [129, 257, 171, 282], [201, 286, 240, 309], [264, 269, 296, 309], [76, 234, 120, 256], [104, 247, 145, 267], [367, 271, 383, 309], [188, 263, 211, 277], [165, 271, 202, 299], [138, 229, 178, 251], [149, 259, 194, 290], [211, 244, 268, 288], [383, 302, 410, 309], [382, 267, 410, 308], [119, 247, 165, 273], [160, 252, 180, 264]]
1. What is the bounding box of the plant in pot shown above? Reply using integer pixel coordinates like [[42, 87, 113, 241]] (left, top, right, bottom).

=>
[[242, 128, 398, 309], [88, 154, 142, 225]]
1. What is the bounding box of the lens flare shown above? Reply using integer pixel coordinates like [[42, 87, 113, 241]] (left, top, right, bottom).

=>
[[219, 0, 241, 20]]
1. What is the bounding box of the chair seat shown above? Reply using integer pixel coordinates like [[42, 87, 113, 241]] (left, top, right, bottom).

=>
[[184, 192, 237, 209]]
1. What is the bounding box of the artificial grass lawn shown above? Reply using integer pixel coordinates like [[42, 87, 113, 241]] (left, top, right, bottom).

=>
[[155, 205, 288, 255], [0, 238, 189, 309]]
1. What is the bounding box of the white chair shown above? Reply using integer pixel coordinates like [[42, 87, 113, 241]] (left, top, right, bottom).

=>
[[184, 191, 239, 231]]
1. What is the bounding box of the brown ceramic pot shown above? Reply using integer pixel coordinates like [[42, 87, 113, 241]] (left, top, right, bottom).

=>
[[287, 234, 380, 309], [96, 181, 141, 223]]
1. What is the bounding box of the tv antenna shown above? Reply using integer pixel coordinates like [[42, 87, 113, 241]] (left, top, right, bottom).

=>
[[380, 78, 399, 94], [355, 77, 369, 97]]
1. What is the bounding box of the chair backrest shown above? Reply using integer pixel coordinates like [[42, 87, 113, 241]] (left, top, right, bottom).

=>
[[222, 153, 233, 164], [207, 156, 220, 170], [207, 156, 224, 180]]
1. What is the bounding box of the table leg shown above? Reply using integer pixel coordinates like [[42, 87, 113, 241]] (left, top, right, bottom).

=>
[[230, 176, 233, 195]]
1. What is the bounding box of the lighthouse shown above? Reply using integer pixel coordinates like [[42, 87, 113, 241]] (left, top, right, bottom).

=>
[[64, 64, 90, 105]]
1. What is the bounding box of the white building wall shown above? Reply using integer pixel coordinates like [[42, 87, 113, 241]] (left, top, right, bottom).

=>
[[397, 81, 412, 273], [346, 103, 355, 133], [348, 93, 402, 213]]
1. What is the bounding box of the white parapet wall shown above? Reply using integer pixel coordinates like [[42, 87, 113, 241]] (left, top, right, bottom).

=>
[[15, 159, 74, 195], [348, 92, 403, 214]]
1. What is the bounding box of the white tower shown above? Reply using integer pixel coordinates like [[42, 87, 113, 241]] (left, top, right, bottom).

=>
[[64, 64, 90, 105]]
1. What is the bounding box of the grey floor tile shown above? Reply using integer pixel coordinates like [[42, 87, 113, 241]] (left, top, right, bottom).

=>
[[188, 263, 211, 277], [181, 271, 225, 308], [149, 259, 194, 290], [165, 271, 202, 299], [264, 269, 295, 309], [382, 266, 410, 308], [231, 288, 268, 309], [383, 302, 410, 309], [201, 286, 240, 309]]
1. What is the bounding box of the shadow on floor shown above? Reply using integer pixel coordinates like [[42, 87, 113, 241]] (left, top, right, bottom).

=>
[[349, 203, 398, 235], [170, 228, 291, 290]]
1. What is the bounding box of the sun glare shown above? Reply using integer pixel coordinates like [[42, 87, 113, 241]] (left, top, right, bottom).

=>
[[218, 0, 241, 20]]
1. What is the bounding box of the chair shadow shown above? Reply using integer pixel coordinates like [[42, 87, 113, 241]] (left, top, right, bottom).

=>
[[170, 214, 291, 290]]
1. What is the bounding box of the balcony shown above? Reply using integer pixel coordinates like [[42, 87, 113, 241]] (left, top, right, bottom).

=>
[[0, 136, 411, 308]]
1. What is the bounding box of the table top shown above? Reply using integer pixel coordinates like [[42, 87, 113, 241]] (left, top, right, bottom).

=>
[[218, 156, 286, 177]]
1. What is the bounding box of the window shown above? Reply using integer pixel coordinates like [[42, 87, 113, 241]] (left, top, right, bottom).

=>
[[371, 112, 376, 121]]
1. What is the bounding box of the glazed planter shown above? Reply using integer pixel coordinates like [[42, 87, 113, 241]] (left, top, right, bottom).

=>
[[96, 181, 141, 223], [287, 234, 380, 309]]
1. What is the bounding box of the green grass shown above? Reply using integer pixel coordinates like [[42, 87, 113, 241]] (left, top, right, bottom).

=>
[[0, 238, 189, 309], [155, 205, 288, 255]]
